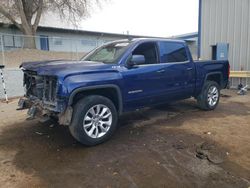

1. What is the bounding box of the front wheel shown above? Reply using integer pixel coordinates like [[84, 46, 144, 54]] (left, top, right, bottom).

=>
[[69, 95, 118, 146], [197, 81, 220, 110]]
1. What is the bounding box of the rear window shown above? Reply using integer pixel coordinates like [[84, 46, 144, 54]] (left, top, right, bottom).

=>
[[159, 42, 188, 63]]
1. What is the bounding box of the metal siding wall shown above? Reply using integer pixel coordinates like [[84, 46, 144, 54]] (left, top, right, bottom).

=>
[[201, 0, 250, 86]]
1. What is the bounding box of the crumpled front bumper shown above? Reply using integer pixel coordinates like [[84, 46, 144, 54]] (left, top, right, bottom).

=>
[[17, 97, 72, 125], [18, 97, 56, 118]]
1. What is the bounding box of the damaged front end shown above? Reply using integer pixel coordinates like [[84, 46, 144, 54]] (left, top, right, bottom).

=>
[[18, 70, 72, 125]]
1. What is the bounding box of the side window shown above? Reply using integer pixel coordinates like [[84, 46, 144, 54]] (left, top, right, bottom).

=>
[[132, 42, 158, 65], [159, 42, 188, 63]]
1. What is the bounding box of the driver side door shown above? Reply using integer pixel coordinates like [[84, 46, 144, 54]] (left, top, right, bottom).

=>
[[121, 42, 168, 111]]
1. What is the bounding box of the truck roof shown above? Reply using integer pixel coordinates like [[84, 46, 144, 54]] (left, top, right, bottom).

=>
[[110, 38, 186, 44], [133, 38, 185, 43]]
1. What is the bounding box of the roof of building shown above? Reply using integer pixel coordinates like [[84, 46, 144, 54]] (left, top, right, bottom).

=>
[[173, 32, 198, 42], [0, 22, 164, 39], [0, 22, 197, 42]]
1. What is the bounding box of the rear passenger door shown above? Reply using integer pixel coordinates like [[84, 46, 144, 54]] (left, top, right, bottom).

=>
[[158, 41, 195, 100]]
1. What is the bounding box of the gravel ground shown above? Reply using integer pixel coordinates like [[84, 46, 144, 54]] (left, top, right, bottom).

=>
[[0, 90, 249, 188]]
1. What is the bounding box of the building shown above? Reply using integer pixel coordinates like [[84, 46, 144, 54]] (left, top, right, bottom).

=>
[[0, 23, 153, 53], [199, 0, 250, 87], [0, 23, 199, 57]]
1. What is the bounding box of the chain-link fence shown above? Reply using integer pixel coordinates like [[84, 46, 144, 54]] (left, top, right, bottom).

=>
[[0, 33, 111, 68], [0, 33, 113, 99]]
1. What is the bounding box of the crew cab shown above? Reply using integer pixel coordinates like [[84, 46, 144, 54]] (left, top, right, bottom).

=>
[[18, 38, 230, 146]]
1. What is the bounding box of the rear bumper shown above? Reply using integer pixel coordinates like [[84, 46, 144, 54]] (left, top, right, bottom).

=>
[[225, 80, 230, 89], [222, 80, 230, 89]]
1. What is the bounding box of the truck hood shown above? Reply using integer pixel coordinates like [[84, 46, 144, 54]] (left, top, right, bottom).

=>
[[20, 60, 118, 79]]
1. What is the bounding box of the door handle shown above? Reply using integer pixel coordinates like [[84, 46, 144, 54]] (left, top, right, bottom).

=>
[[157, 69, 165, 73], [186, 67, 193, 71]]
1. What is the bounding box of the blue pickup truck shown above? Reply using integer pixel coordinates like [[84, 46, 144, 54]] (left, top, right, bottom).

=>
[[18, 38, 229, 145]]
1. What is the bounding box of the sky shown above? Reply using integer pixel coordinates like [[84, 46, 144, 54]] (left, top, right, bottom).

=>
[[41, 0, 199, 38]]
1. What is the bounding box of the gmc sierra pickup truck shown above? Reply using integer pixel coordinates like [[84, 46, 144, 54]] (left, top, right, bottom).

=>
[[18, 38, 230, 146]]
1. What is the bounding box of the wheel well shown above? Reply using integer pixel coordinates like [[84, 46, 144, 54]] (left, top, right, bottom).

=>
[[206, 74, 222, 87], [71, 88, 121, 113]]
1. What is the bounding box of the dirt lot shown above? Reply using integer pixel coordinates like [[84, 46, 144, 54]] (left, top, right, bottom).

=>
[[0, 90, 249, 188]]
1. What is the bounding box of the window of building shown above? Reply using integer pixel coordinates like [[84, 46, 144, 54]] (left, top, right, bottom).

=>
[[81, 39, 97, 46], [14, 36, 22, 47], [159, 42, 188, 63], [2, 35, 24, 48], [3, 35, 14, 47], [104, 40, 113, 43], [53, 38, 62, 45]]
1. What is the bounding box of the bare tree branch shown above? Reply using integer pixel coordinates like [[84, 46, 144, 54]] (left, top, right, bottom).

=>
[[0, 0, 107, 48], [0, 4, 22, 30]]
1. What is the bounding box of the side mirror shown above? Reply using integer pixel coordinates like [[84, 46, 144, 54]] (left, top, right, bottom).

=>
[[127, 55, 145, 67]]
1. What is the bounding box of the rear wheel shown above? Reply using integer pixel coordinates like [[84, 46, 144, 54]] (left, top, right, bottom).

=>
[[69, 95, 118, 146], [197, 81, 220, 110]]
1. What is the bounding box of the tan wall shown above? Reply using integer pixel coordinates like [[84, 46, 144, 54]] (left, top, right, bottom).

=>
[[0, 49, 85, 68]]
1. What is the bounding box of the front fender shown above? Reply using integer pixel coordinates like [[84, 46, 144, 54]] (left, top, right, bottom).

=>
[[60, 72, 122, 96], [68, 84, 123, 115]]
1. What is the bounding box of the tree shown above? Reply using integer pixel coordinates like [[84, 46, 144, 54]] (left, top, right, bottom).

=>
[[0, 0, 104, 49]]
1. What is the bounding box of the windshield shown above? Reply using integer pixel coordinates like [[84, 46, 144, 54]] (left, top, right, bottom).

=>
[[82, 41, 131, 64]]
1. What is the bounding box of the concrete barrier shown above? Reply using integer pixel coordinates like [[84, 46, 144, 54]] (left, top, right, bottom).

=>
[[0, 68, 24, 99]]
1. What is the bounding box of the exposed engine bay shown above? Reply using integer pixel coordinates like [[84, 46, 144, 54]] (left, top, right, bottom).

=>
[[24, 70, 58, 106], [19, 70, 71, 125]]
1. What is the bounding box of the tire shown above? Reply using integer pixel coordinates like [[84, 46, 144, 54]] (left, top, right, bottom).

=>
[[69, 95, 118, 146], [197, 81, 220, 111]]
